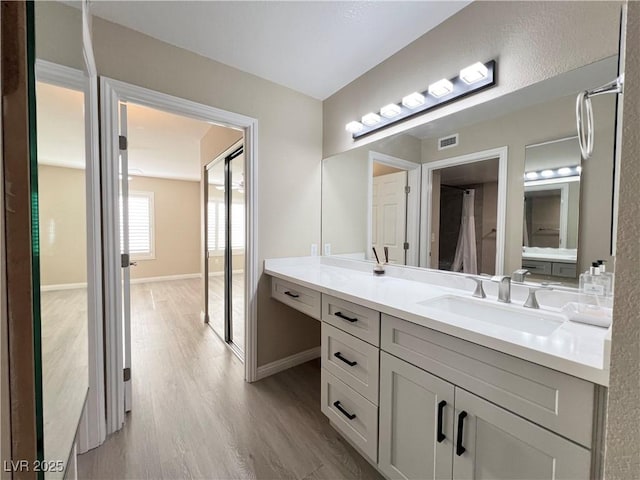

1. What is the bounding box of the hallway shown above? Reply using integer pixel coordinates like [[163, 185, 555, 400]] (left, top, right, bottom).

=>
[[78, 279, 380, 479]]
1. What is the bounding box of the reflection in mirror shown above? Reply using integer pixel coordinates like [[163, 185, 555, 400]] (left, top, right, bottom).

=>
[[322, 55, 618, 287], [431, 159, 499, 275], [523, 137, 581, 282], [35, 79, 88, 476]]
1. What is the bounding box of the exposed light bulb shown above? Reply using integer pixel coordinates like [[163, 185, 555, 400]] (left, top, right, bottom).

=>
[[428, 79, 454, 98], [380, 103, 401, 119], [345, 121, 364, 134], [557, 167, 572, 175], [459, 62, 489, 84], [402, 92, 425, 109], [361, 112, 381, 126], [541, 170, 554, 178], [525, 172, 539, 180]]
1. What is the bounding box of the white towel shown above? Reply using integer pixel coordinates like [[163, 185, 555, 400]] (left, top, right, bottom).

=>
[[562, 302, 612, 328]]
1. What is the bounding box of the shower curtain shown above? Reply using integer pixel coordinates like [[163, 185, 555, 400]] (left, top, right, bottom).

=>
[[451, 189, 478, 274]]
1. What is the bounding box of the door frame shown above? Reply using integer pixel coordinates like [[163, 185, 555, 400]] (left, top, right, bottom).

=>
[[420, 146, 508, 275], [367, 151, 421, 266], [34, 59, 107, 452], [100, 78, 260, 434]]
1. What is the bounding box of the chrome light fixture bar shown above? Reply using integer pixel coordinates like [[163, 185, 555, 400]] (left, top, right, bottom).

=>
[[348, 60, 496, 140]]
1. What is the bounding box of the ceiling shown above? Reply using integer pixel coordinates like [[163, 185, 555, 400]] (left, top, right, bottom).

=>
[[36, 81, 222, 181], [88, 1, 471, 100], [439, 157, 499, 186]]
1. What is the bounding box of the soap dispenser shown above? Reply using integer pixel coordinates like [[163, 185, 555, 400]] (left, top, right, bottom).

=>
[[596, 260, 614, 296], [579, 262, 605, 302]]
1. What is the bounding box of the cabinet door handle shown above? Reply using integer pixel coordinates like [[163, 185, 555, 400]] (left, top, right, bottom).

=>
[[284, 291, 299, 298], [437, 400, 447, 443], [335, 311, 357, 323], [334, 352, 358, 367], [456, 411, 467, 456], [333, 401, 356, 420]]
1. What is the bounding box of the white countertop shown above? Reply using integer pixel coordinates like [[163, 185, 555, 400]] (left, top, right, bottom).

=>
[[265, 256, 610, 386]]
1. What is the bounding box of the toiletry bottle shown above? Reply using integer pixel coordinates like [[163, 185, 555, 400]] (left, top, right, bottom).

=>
[[596, 260, 614, 296], [579, 263, 605, 305]]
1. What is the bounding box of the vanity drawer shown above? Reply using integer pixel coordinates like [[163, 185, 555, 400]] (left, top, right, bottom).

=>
[[322, 294, 380, 346], [271, 277, 321, 320], [381, 314, 595, 448], [322, 323, 380, 404], [521, 259, 553, 275], [552, 262, 577, 278], [321, 369, 378, 463]]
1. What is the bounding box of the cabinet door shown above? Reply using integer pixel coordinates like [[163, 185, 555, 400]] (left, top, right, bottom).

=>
[[379, 352, 455, 480], [452, 388, 591, 480]]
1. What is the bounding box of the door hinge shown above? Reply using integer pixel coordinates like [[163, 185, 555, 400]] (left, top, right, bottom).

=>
[[403, 242, 410, 250], [405, 185, 411, 194], [121, 253, 130, 268], [119, 135, 128, 151], [123, 367, 131, 382]]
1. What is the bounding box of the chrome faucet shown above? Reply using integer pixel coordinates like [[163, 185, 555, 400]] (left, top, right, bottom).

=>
[[466, 276, 486, 299], [492, 275, 511, 303], [523, 285, 552, 309]]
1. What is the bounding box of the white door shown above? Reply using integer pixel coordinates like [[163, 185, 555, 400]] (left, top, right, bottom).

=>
[[118, 102, 132, 413], [452, 388, 591, 480], [378, 352, 455, 480], [372, 171, 408, 264]]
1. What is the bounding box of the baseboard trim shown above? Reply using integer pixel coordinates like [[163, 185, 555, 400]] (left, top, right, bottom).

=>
[[41, 282, 87, 292], [130, 273, 200, 284], [256, 346, 321, 381]]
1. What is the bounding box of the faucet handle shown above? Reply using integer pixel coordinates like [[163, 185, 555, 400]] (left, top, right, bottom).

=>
[[466, 276, 486, 299], [512, 269, 530, 283], [523, 285, 552, 309]]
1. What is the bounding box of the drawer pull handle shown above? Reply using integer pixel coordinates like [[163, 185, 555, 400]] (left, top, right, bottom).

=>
[[456, 411, 467, 456], [335, 311, 357, 323], [333, 401, 356, 420], [334, 352, 358, 367], [284, 291, 300, 298], [437, 400, 447, 443]]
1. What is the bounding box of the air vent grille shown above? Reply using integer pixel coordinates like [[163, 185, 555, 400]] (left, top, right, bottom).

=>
[[438, 133, 459, 150]]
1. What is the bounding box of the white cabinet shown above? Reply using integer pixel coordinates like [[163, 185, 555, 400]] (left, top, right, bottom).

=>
[[452, 389, 591, 480], [378, 352, 454, 480], [379, 353, 591, 480]]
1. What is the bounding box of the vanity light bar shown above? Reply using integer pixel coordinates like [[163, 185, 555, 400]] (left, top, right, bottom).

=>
[[523, 165, 581, 181], [346, 60, 496, 139]]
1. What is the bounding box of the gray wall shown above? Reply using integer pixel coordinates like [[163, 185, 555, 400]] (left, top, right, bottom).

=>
[[604, 3, 640, 478]]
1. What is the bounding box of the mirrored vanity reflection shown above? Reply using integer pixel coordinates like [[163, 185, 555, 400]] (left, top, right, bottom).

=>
[[523, 137, 582, 281], [322, 56, 619, 286]]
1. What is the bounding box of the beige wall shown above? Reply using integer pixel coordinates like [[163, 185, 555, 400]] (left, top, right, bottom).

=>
[[323, 1, 621, 158], [36, 2, 323, 367], [127, 175, 201, 279], [38, 165, 87, 286], [421, 93, 616, 275], [604, 2, 640, 478], [200, 124, 243, 167], [322, 133, 420, 256]]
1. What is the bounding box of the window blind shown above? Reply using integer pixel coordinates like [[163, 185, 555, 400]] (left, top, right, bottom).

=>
[[208, 200, 244, 252], [120, 192, 154, 258]]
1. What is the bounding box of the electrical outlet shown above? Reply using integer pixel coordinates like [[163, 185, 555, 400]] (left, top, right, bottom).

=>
[[311, 244, 318, 256], [324, 243, 331, 256]]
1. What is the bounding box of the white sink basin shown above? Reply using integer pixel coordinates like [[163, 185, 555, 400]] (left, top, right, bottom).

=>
[[418, 295, 565, 337]]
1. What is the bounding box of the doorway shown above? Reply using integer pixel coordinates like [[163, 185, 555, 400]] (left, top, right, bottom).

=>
[[100, 78, 259, 434], [205, 140, 246, 355]]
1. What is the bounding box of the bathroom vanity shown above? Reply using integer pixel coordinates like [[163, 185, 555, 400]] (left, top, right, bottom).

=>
[[266, 256, 610, 480]]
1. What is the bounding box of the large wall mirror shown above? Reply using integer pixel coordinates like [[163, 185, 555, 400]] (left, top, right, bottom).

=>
[[35, 1, 90, 477], [322, 55, 619, 287]]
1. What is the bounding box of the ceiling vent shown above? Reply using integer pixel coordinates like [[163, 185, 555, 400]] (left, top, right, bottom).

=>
[[438, 133, 459, 150]]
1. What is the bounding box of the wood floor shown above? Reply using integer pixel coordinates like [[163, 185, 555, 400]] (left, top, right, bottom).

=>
[[78, 279, 382, 480]]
